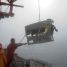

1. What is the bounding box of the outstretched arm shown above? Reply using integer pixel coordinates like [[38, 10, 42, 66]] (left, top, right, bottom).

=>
[[15, 43, 27, 48]]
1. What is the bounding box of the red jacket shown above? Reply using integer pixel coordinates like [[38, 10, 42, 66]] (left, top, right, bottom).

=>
[[7, 43, 16, 63]]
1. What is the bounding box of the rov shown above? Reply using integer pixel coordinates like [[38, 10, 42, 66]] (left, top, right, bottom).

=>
[[25, 19, 58, 45]]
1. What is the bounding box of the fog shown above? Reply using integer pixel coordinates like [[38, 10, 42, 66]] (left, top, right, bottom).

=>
[[0, 0, 67, 67]]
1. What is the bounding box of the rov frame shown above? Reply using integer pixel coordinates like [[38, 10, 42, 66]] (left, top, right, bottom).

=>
[[25, 19, 54, 45]]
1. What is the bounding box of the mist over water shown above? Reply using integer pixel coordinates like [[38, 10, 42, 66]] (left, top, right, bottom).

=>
[[0, 0, 67, 67]]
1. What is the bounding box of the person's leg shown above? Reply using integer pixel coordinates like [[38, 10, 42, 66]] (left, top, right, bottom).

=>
[[7, 62, 11, 67], [7, 58, 13, 67]]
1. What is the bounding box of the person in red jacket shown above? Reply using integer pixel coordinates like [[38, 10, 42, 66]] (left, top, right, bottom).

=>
[[7, 38, 27, 67], [0, 43, 7, 67]]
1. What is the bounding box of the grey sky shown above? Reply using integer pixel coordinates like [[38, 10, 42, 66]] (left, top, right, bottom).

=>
[[0, 0, 67, 66]]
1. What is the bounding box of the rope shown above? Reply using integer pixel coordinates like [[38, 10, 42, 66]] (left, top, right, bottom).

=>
[[19, 34, 26, 43]]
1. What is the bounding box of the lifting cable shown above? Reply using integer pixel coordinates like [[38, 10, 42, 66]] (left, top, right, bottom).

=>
[[38, 0, 41, 22], [0, 5, 2, 12]]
